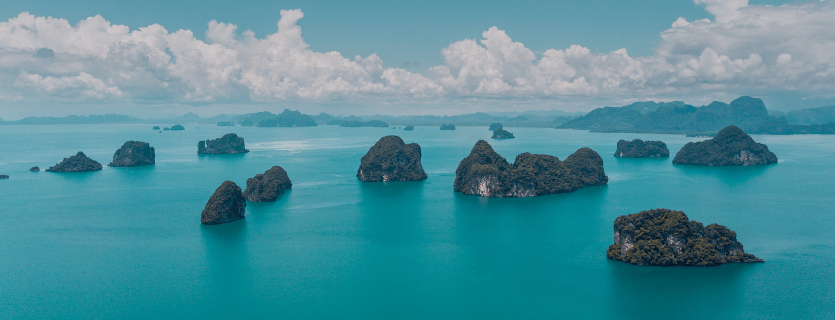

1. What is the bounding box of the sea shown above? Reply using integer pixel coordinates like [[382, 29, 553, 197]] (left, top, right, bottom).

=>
[[0, 124, 832, 319]]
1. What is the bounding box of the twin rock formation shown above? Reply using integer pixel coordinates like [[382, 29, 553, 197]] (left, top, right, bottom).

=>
[[454, 140, 608, 198], [201, 166, 292, 224], [614, 126, 776, 165], [355, 137, 608, 199], [607, 208, 762, 266]]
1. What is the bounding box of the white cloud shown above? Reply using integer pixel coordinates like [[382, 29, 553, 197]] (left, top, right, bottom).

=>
[[0, 1, 833, 108]]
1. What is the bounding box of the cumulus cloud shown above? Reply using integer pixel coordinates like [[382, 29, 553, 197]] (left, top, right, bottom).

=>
[[0, 1, 834, 106]]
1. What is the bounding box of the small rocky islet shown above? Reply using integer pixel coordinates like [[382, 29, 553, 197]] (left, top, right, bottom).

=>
[[615, 139, 669, 158], [403, 125, 414, 131], [198, 133, 249, 154], [201, 180, 246, 225], [46, 152, 102, 172], [169, 124, 185, 130], [243, 166, 292, 202], [109, 141, 155, 167], [440, 124, 456, 130], [30, 166, 40, 172], [0, 174, 8, 179], [358, 135, 427, 182], [489, 123, 503, 131], [673, 125, 777, 166], [491, 128, 515, 139], [607, 208, 762, 267], [454, 140, 607, 198]]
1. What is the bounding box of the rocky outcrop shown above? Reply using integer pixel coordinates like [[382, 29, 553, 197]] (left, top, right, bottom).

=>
[[0, 175, 8, 179], [243, 166, 293, 202], [201, 181, 246, 225], [30, 166, 40, 172], [217, 121, 235, 126], [491, 128, 515, 139], [170, 124, 185, 130], [198, 133, 250, 154], [153, 126, 160, 130], [489, 123, 503, 131], [440, 124, 456, 130], [357, 135, 427, 182], [606, 208, 763, 266], [614, 139, 669, 158], [673, 125, 777, 166], [108, 141, 155, 167], [46, 152, 102, 172], [454, 140, 607, 197], [404, 125, 414, 131]]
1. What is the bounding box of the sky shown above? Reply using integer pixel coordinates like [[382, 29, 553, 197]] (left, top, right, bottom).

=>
[[0, 0, 832, 119]]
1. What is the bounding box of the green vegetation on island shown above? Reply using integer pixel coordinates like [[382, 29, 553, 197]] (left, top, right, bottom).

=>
[[357, 135, 427, 182], [615, 139, 669, 158], [673, 125, 777, 166], [454, 140, 607, 198], [607, 208, 762, 266]]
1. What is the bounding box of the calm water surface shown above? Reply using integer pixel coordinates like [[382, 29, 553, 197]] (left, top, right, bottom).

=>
[[0, 124, 833, 319]]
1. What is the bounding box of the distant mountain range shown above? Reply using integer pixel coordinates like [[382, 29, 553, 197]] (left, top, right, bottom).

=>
[[560, 96, 835, 135], [2, 100, 833, 135]]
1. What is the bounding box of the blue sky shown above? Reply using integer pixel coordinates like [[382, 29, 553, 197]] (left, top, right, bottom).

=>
[[0, 0, 831, 118]]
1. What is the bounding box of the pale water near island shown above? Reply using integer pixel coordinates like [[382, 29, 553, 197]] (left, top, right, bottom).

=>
[[1, 124, 833, 319]]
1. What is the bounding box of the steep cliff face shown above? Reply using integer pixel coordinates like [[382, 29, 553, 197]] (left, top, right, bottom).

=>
[[606, 208, 763, 266], [357, 135, 427, 182], [453, 140, 607, 197], [201, 180, 246, 225], [198, 133, 250, 154], [491, 128, 515, 139], [243, 166, 292, 202], [673, 125, 777, 166], [46, 152, 102, 172], [109, 141, 155, 167], [614, 139, 669, 158]]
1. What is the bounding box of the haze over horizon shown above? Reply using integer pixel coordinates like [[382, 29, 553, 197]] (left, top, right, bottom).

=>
[[1, 0, 834, 120]]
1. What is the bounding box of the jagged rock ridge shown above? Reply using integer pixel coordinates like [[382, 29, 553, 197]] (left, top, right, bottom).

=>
[[243, 166, 292, 202], [454, 140, 607, 197], [198, 133, 250, 154], [606, 208, 763, 266], [358, 135, 427, 182]]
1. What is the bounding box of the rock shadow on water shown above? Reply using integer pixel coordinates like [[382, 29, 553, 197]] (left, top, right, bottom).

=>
[[357, 180, 427, 240], [605, 260, 760, 319], [200, 218, 251, 315], [673, 162, 772, 185]]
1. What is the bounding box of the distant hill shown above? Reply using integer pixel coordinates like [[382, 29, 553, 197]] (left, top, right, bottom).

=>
[[0, 114, 140, 125], [785, 106, 835, 125], [561, 97, 771, 134], [244, 109, 318, 127]]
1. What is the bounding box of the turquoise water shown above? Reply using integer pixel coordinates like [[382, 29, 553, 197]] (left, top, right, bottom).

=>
[[0, 124, 833, 319]]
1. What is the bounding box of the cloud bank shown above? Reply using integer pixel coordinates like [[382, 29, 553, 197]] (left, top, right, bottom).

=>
[[0, 1, 833, 107]]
